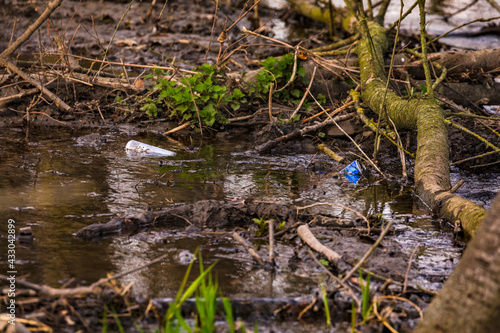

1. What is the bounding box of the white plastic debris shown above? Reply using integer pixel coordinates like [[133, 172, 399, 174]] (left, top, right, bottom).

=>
[[125, 140, 176, 156]]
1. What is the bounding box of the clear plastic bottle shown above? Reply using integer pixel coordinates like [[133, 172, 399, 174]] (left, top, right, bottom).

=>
[[125, 140, 176, 156]]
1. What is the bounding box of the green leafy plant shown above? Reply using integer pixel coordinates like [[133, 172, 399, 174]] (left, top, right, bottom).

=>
[[141, 64, 246, 128], [351, 301, 356, 333], [279, 221, 286, 230], [252, 217, 269, 237], [351, 269, 373, 331], [252, 218, 286, 237], [249, 53, 324, 111], [100, 251, 236, 333]]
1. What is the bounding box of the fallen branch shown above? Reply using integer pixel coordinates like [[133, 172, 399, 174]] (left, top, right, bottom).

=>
[[0, 59, 72, 112], [268, 219, 275, 264], [300, 99, 355, 124], [163, 122, 191, 135], [0, 0, 63, 58], [317, 143, 344, 162], [297, 224, 342, 265]]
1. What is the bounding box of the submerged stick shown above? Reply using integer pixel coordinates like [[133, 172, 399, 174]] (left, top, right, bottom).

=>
[[297, 202, 370, 231]]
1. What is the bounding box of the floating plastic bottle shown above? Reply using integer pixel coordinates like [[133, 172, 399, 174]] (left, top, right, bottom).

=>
[[125, 140, 176, 156], [340, 160, 364, 184]]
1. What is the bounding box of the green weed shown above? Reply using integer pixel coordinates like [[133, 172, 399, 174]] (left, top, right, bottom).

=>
[[99, 252, 238, 333], [163, 250, 216, 332], [141, 64, 246, 128], [359, 269, 373, 324], [252, 218, 285, 237], [195, 256, 218, 333], [141, 54, 326, 128], [222, 297, 235, 333], [351, 269, 373, 331], [249, 53, 325, 109], [320, 280, 331, 327]]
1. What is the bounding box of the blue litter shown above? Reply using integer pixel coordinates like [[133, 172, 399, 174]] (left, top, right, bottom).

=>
[[340, 160, 364, 184], [346, 173, 362, 184]]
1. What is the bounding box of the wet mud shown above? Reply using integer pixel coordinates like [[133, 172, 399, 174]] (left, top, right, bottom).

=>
[[0, 0, 499, 332]]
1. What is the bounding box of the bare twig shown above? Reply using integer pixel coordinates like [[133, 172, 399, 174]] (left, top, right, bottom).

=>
[[268, 219, 275, 264], [450, 179, 465, 193], [297, 202, 370, 232], [307, 249, 361, 307], [301, 100, 355, 124], [374, 295, 423, 320], [255, 112, 355, 153], [63, 54, 198, 74], [289, 65, 317, 119], [163, 122, 191, 135], [0, 0, 64, 58], [445, 119, 500, 153], [403, 243, 419, 293], [232, 232, 267, 266], [1, 59, 72, 112], [317, 143, 344, 163], [341, 221, 394, 284]]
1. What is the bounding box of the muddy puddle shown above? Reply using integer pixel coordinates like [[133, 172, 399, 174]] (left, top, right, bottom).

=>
[[1, 126, 498, 303]]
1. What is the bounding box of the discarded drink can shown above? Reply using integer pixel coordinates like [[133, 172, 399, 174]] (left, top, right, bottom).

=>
[[341, 160, 364, 176], [340, 160, 364, 184], [125, 140, 176, 156]]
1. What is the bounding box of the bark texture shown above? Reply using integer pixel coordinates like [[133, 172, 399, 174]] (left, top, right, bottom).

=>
[[404, 48, 500, 79], [285, 0, 350, 30], [415, 191, 500, 333], [356, 21, 486, 237]]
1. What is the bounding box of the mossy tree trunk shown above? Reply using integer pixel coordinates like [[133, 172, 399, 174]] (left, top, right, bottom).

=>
[[414, 191, 500, 333], [356, 20, 486, 237]]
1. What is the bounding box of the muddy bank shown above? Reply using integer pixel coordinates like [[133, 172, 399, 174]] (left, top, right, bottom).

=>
[[76, 199, 302, 239], [3, 195, 434, 332]]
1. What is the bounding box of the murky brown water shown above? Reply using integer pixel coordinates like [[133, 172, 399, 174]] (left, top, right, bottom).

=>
[[1, 126, 498, 299]]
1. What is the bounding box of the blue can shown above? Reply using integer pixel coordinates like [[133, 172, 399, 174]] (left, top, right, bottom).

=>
[[341, 160, 364, 176]]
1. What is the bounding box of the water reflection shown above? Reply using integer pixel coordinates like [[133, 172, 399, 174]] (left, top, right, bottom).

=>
[[0, 128, 497, 297]]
